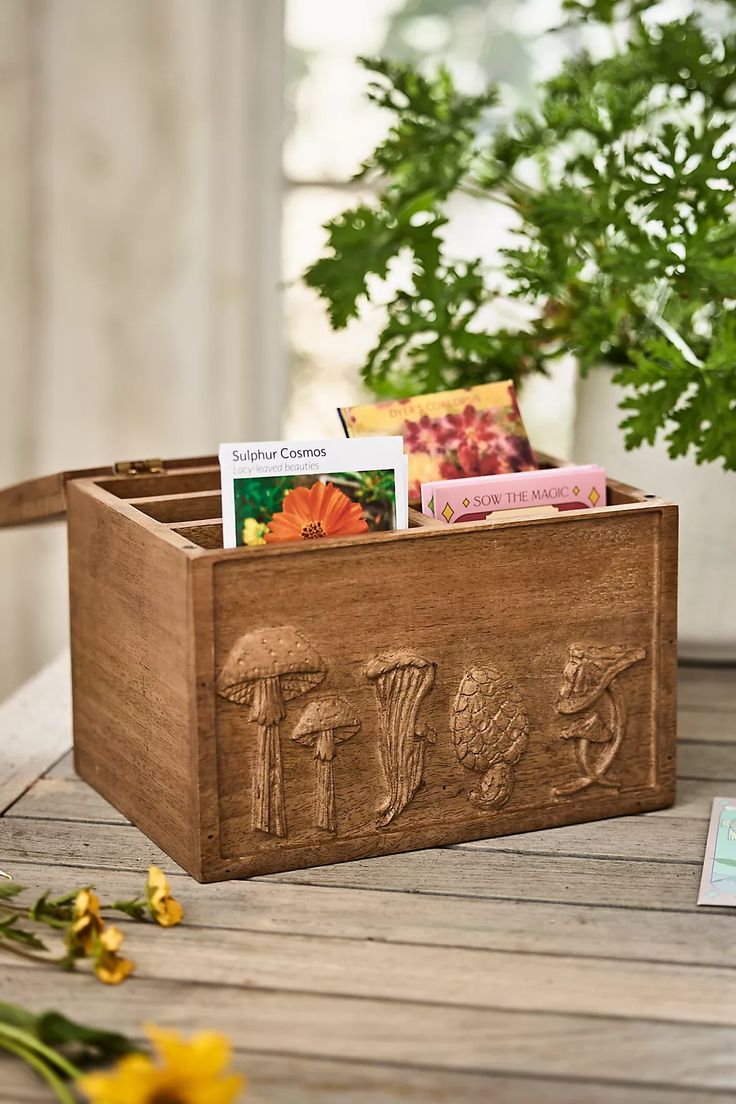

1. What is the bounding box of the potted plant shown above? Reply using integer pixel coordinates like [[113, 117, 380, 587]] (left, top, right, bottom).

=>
[[303, 0, 736, 657]]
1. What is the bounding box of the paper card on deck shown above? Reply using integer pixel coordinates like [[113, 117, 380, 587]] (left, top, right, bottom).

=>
[[697, 797, 736, 906]]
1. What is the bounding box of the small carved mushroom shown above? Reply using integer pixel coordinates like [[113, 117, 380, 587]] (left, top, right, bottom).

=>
[[290, 695, 361, 832], [217, 627, 326, 837], [557, 644, 646, 716], [560, 712, 611, 744], [554, 642, 646, 796]]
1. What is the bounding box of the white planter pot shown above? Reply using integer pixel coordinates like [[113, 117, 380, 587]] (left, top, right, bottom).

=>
[[573, 368, 736, 662]]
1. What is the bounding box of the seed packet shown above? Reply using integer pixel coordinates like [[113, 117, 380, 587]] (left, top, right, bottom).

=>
[[697, 798, 736, 906], [219, 437, 408, 549], [338, 381, 536, 505], [425, 465, 607, 523]]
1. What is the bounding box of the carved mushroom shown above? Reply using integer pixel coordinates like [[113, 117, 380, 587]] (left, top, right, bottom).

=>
[[290, 694, 361, 832], [365, 651, 436, 828], [554, 642, 646, 796], [450, 665, 529, 810], [217, 627, 326, 837]]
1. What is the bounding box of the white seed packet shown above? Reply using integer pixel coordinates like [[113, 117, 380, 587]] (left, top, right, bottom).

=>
[[697, 797, 736, 906], [218, 437, 408, 549]]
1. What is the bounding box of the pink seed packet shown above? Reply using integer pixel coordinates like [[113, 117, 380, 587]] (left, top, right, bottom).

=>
[[426, 465, 607, 523]]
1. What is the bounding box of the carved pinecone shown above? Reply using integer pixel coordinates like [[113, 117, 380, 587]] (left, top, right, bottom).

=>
[[450, 665, 529, 773]]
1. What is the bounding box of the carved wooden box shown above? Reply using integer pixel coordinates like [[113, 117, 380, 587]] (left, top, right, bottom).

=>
[[0, 455, 677, 882]]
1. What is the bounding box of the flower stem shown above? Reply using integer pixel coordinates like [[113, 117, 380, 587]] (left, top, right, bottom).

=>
[[0, 1035, 78, 1104], [0, 903, 70, 930], [0, 939, 63, 967], [0, 1023, 83, 1083]]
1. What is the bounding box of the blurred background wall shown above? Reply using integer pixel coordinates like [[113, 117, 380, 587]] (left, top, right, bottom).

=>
[[0, 0, 641, 698], [0, 0, 284, 698]]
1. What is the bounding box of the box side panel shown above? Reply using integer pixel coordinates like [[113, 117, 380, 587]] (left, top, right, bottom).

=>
[[654, 503, 678, 799], [67, 483, 200, 876], [203, 505, 675, 881]]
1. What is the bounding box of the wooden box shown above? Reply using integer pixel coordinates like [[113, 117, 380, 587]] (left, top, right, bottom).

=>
[[0, 455, 677, 882]]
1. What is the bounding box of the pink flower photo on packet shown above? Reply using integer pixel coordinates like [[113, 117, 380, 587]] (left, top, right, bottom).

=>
[[338, 381, 535, 505]]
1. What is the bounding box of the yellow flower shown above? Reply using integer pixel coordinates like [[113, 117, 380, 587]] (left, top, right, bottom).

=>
[[93, 925, 134, 985], [78, 1024, 245, 1104], [67, 889, 104, 956], [241, 517, 268, 547], [145, 865, 183, 928]]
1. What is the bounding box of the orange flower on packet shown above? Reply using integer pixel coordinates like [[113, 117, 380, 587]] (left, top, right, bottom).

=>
[[266, 482, 368, 542], [218, 437, 408, 549]]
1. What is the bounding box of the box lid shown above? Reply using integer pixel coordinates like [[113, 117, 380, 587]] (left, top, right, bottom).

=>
[[0, 455, 217, 528]]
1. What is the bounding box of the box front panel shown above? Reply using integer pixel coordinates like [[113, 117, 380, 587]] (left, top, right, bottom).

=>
[[205, 507, 675, 878]]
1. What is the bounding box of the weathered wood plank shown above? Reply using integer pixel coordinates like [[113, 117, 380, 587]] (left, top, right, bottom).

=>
[[0, 653, 72, 813], [0, 1050, 728, 1104], [0, 817, 703, 909], [678, 667, 736, 714], [8, 920, 736, 1027], [3, 808, 712, 868], [2, 968, 736, 1091], [8, 777, 128, 822], [0, 816, 177, 872], [679, 742, 736, 781], [1, 858, 731, 967], [266, 850, 702, 911], [679, 710, 736, 744], [648, 779, 731, 818], [457, 813, 708, 862], [42, 748, 74, 779], [5, 785, 713, 862], [216, 1054, 735, 1104]]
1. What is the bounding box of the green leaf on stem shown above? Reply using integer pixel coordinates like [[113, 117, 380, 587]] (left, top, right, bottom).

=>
[[0, 916, 48, 951]]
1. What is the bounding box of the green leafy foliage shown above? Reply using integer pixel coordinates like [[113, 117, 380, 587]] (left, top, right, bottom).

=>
[[560, 0, 659, 22], [615, 319, 736, 467], [355, 57, 498, 202], [303, 7, 736, 467], [34, 1010, 137, 1063], [30, 889, 78, 926], [0, 1001, 137, 1069], [0, 915, 47, 951], [234, 475, 293, 526], [108, 897, 148, 921], [304, 57, 510, 390]]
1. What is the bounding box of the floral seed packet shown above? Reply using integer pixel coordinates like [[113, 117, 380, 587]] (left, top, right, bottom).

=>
[[338, 381, 536, 505], [219, 437, 408, 549], [697, 798, 736, 905]]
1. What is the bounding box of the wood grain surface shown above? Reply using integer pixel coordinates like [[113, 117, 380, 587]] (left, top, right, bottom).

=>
[[0, 658, 734, 1102], [199, 498, 677, 879]]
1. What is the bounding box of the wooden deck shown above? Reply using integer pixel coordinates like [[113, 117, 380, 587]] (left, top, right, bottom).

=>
[[1, 656, 735, 1102]]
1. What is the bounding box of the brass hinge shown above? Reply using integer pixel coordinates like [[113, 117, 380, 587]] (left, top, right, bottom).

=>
[[112, 458, 164, 477]]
